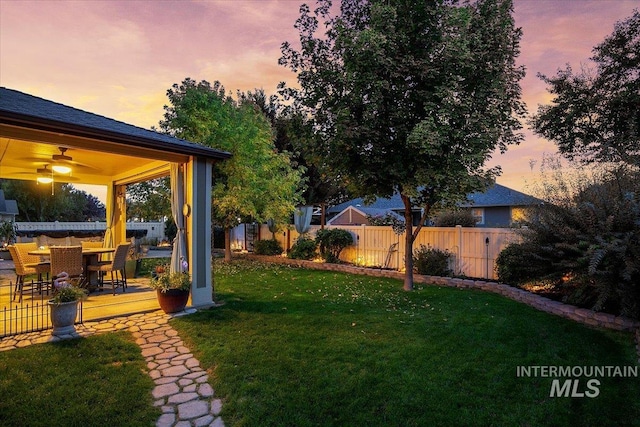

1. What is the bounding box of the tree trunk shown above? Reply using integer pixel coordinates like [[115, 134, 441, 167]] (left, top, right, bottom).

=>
[[401, 194, 414, 291], [224, 227, 232, 262]]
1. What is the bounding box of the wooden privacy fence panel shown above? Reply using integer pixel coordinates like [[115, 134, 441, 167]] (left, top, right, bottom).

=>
[[252, 224, 521, 280]]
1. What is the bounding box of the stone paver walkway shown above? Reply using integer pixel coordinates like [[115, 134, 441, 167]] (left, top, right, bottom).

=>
[[0, 309, 225, 427]]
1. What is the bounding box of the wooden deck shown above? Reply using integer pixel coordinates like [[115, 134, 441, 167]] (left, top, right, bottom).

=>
[[1, 260, 161, 332]]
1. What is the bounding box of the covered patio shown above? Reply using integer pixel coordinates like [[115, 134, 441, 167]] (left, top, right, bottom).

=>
[[0, 87, 231, 329]]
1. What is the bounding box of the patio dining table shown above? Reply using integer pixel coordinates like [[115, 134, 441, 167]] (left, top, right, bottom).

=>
[[28, 247, 116, 290]]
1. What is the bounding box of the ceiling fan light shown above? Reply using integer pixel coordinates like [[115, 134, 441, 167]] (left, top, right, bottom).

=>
[[52, 164, 71, 174], [37, 176, 53, 184]]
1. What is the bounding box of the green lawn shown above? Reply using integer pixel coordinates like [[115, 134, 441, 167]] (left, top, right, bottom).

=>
[[172, 260, 640, 427], [0, 331, 159, 427], [0, 260, 638, 426]]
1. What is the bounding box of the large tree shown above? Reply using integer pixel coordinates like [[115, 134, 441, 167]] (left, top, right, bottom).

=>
[[280, 0, 526, 289], [530, 10, 640, 167], [242, 89, 350, 210], [159, 78, 305, 260]]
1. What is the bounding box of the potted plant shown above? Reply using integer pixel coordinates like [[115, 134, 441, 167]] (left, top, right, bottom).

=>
[[0, 220, 17, 260], [48, 272, 88, 336], [150, 258, 191, 313]]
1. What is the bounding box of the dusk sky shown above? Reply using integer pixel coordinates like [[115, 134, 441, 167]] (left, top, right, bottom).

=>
[[1, 0, 638, 201]]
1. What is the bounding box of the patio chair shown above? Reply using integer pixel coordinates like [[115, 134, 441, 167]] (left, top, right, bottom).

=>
[[81, 240, 104, 249], [49, 246, 84, 287], [87, 242, 130, 295], [10, 243, 50, 302]]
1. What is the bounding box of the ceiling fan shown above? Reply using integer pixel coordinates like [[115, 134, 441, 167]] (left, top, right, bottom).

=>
[[51, 147, 73, 173]]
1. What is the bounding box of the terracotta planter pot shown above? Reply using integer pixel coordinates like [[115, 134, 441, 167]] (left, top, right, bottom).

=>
[[48, 300, 79, 336], [156, 289, 190, 314]]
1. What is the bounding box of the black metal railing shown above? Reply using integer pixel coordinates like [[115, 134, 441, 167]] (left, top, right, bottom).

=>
[[1, 280, 83, 338]]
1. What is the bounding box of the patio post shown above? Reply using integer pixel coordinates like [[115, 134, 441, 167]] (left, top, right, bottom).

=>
[[185, 158, 214, 307]]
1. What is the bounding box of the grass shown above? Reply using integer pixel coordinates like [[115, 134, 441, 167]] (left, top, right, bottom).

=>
[[0, 259, 638, 426], [0, 331, 159, 427], [170, 260, 640, 427]]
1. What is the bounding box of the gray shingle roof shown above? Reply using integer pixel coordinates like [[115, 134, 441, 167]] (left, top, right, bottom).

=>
[[327, 184, 541, 213], [0, 87, 230, 160]]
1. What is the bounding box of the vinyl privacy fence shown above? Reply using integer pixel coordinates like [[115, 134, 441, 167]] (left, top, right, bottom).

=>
[[250, 224, 522, 280]]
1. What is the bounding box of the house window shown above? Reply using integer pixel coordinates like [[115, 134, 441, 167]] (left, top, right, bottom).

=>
[[471, 208, 484, 225], [511, 207, 527, 224]]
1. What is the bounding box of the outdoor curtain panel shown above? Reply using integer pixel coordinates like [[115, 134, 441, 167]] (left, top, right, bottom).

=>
[[170, 163, 188, 274]]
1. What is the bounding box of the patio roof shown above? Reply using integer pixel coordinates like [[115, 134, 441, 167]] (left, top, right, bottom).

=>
[[0, 87, 231, 185]]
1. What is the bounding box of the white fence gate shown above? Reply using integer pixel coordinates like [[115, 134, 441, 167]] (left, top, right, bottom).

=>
[[241, 224, 521, 280]]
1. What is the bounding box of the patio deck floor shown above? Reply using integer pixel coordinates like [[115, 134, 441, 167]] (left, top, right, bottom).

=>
[[0, 258, 161, 324]]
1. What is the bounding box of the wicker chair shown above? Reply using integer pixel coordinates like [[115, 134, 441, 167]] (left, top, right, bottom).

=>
[[10, 243, 51, 302], [49, 246, 84, 287], [87, 242, 130, 295], [81, 240, 104, 249]]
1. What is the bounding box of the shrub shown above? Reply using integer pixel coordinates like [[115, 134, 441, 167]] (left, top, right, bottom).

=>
[[498, 160, 640, 319], [315, 228, 353, 263], [254, 239, 283, 256], [288, 237, 317, 260], [434, 210, 477, 227], [495, 242, 557, 285], [413, 245, 452, 276]]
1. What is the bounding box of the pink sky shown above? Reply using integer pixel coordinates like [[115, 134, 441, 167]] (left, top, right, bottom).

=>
[[1, 0, 638, 200]]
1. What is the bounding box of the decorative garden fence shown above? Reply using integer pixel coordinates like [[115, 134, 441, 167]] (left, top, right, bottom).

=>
[[239, 224, 521, 280]]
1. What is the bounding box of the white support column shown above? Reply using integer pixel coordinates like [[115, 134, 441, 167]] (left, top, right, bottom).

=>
[[186, 158, 214, 308]]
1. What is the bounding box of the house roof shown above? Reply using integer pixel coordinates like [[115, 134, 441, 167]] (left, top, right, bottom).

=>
[[461, 184, 542, 208], [327, 205, 404, 225], [327, 184, 541, 214], [0, 87, 231, 161], [0, 190, 19, 215]]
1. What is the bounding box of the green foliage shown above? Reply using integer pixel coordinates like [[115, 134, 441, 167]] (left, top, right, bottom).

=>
[[126, 178, 170, 222], [495, 163, 640, 319], [150, 265, 191, 292], [434, 210, 477, 227], [495, 242, 555, 285], [0, 220, 16, 244], [158, 78, 305, 259], [315, 228, 353, 263], [288, 237, 317, 260], [254, 239, 284, 256], [366, 213, 406, 235], [0, 179, 105, 221], [50, 279, 88, 304], [241, 90, 348, 206], [531, 10, 640, 167], [412, 245, 453, 277], [280, 0, 526, 288], [159, 79, 304, 229]]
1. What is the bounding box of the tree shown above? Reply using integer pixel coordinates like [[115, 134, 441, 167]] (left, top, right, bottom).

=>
[[159, 78, 305, 261], [0, 179, 105, 222], [126, 178, 171, 222], [530, 10, 640, 167], [280, 0, 526, 289], [242, 89, 350, 210]]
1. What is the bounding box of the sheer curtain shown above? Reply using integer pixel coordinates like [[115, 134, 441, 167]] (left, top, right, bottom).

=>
[[170, 164, 188, 274]]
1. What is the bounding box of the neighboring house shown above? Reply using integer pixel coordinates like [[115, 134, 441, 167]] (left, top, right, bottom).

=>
[[327, 206, 403, 226], [326, 183, 542, 227], [0, 190, 18, 222]]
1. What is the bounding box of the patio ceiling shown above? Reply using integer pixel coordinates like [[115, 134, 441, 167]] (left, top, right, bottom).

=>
[[0, 131, 186, 186], [0, 87, 230, 187]]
